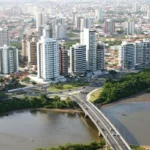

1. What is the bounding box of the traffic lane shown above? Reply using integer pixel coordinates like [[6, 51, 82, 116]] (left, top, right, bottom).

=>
[[76, 96, 122, 150], [83, 96, 129, 150], [80, 102, 121, 150], [78, 94, 127, 150]]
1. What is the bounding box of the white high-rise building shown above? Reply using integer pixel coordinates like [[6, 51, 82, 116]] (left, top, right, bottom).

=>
[[80, 28, 96, 71], [75, 16, 82, 29], [147, 10, 150, 20], [125, 20, 135, 35], [55, 23, 67, 39], [37, 36, 59, 81], [0, 45, 18, 74], [95, 8, 103, 21], [80, 17, 92, 30], [133, 3, 139, 13], [36, 12, 44, 35], [0, 28, 10, 47], [70, 43, 86, 75], [120, 42, 136, 70]]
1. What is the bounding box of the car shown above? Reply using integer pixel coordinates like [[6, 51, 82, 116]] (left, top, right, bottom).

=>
[[60, 91, 62, 93]]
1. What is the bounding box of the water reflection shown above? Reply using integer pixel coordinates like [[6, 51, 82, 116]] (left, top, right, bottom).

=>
[[0, 109, 99, 150]]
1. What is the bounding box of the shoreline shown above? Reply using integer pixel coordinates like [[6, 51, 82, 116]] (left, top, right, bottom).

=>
[[0, 108, 83, 116], [36, 108, 83, 113], [101, 90, 150, 108]]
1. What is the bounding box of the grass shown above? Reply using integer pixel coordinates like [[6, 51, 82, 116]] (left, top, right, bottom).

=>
[[90, 88, 103, 102], [64, 39, 80, 49], [47, 82, 89, 92], [67, 32, 78, 38]]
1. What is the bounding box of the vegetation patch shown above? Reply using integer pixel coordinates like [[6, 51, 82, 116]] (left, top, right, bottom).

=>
[[35, 140, 106, 150], [0, 94, 79, 115], [90, 88, 103, 102], [96, 68, 150, 104], [48, 82, 88, 92]]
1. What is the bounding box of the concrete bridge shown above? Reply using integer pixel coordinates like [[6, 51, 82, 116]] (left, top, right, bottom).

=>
[[72, 89, 132, 150]]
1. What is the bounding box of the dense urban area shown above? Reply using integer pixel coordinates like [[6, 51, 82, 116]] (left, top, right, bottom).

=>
[[0, 0, 150, 150]]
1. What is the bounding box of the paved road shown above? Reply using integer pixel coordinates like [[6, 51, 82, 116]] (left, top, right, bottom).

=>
[[72, 87, 131, 150]]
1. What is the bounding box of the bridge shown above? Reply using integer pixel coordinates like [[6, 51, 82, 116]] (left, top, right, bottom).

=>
[[72, 88, 132, 150]]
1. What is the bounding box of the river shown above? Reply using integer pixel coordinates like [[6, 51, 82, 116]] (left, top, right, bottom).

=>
[[0, 110, 99, 150], [102, 102, 150, 146]]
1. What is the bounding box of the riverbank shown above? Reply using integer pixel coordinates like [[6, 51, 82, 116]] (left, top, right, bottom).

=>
[[36, 108, 83, 113], [141, 146, 150, 150], [102, 91, 150, 108]]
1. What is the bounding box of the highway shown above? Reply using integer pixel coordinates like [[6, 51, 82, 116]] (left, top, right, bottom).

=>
[[72, 87, 131, 150]]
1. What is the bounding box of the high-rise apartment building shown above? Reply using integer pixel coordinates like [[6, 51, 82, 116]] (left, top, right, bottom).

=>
[[135, 41, 144, 65], [0, 28, 10, 47], [70, 44, 86, 75], [36, 12, 44, 36], [96, 42, 104, 70], [125, 20, 135, 35], [95, 8, 103, 21], [0, 45, 18, 74], [80, 28, 96, 71], [104, 19, 115, 34], [59, 46, 68, 76], [28, 38, 37, 65], [37, 36, 59, 81], [55, 23, 67, 39], [22, 39, 28, 61], [80, 17, 92, 30], [120, 42, 136, 69], [147, 10, 150, 20], [75, 16, 82, 29], [133, 3, 139, 13], [143, 39, 150, 65]]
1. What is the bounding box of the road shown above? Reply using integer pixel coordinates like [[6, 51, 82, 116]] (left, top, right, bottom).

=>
[[72, 87, 131, 150]]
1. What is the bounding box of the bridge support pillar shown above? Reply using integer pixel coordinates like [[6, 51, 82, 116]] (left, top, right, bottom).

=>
[[84, 113, 88, 118], [98, 131, 103, 137]]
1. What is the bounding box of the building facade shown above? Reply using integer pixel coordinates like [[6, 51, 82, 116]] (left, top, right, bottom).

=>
[[0, 28, 9, 47], [36, 12, 44, 36], [59, 46, 68, 76], [70, 44, 86, 75], [21, 39, 28, 62], [95, 8, 103, 21], [104, 19, 115, 34], [28, 38, 37, 65], [80, 28, 96, 71], [37, 36, 59, 81], [96, 42, 104, 70], [120, 42, 136, 69], [125, 20, 135, 35], [0, 45, 18, 74]]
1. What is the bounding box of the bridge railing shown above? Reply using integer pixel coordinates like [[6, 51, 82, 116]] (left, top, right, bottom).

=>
[[87, 91, 132, 150], [76, 101, 113, 150]]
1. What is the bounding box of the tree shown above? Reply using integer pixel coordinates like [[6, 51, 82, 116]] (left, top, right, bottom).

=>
[[22, 77, 31, 83], [0, 77, 4, 86], [109, 70, 117, 78], [32, 81, 36, 85]]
